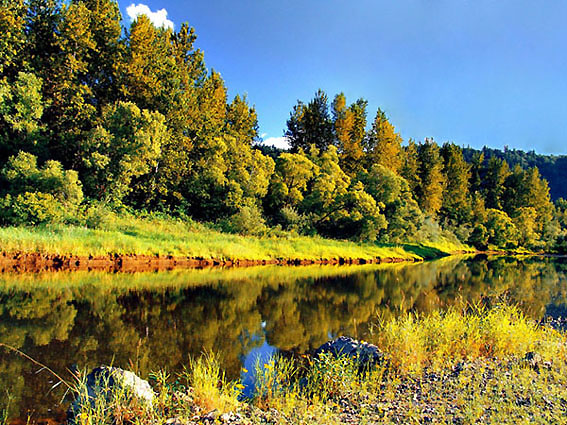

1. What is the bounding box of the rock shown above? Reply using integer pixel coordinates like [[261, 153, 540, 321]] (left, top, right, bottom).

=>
[[68, 366, 154, 423], [314, 336, 385, 371]]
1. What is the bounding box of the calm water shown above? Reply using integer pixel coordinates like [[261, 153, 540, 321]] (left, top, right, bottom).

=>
[[1, 255, 567, 422]]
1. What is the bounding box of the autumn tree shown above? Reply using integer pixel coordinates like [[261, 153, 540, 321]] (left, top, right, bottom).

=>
[[331, 93, 367, 175], [365, 108, 403, 174]]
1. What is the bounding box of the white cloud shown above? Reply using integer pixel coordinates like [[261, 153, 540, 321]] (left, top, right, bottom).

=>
[[262, 136, 290, 150], [126, 3, 174, 30]]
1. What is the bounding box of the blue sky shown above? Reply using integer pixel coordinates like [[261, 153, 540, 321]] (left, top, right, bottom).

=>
[[121, 1, 567, 154]]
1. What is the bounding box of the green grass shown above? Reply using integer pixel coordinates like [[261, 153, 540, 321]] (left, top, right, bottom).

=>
[[68, 305, 567, 424], [0, 214, 469, 261]]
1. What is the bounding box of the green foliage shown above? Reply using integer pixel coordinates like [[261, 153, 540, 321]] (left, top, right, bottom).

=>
[[0, 192, 63, 225], [221, 204, 267, 236], [285, 89, 334, 153], [0, 151, 83, 225], [485, 208, 519, 249], [440, 143, 472, 224], [0, 0, 564, 251], [359, 164, 423, 243], [416, 139, 446, 216], [82, 101, 166, 203], [0, 72, 46, 160]]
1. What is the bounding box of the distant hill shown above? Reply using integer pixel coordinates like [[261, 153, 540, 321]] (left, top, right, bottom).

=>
[[462, 147, 567, 201]]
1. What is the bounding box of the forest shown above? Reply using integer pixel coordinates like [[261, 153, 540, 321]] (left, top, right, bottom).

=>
[[1, 0, 567, 252]]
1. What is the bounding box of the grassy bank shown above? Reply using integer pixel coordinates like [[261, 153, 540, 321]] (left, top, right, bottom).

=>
[[66, 305, 566, 425], [0, 214, 468, 262]]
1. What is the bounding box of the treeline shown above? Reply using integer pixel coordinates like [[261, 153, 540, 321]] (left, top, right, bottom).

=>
[[0, 0, 565, 251], [461, 146, 567, 201]]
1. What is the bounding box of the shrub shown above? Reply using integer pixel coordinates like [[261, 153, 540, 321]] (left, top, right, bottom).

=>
[[222, 204, 267, 236], [0, 192, 64, 225], [0, 151, 83, 225]]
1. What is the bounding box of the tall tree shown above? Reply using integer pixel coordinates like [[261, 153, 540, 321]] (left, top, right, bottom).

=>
[[440, 143, 471, 223], [365, 108, 403, 174], [416, 139, 446, 216], [469, 151, 484, 194], [0, 0, 27, 77], [43, 0, 97, 167], [483, 156, 510, 210], [331, 93, 366, 176], [400, 139, 420, 193], [80, 0, 123, 108], [285, 89, 334, 153]]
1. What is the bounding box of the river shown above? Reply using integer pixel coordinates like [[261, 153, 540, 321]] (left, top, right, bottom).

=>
[[1, 255, 566, 422]]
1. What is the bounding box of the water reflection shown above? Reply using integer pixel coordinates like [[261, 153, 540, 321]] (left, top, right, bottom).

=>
[[1, 255, 566, 421]]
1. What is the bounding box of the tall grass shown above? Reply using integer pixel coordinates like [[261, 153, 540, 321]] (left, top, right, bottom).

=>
[[372, 304, 558, 374], [0, 214, 466, 261]]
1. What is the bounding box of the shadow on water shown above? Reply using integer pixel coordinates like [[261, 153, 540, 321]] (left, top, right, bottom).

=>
[[1, 255, 567, 421]]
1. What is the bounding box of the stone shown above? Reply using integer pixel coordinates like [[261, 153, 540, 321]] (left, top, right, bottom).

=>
[[68, 366, 154, 423], [314, 336, 385, 371]]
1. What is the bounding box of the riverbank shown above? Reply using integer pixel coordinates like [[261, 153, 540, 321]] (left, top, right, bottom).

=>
[[0, 215, 469, 272], [66, 305, 567, 425]]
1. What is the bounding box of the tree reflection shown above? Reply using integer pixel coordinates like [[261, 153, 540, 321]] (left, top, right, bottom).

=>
[[1, 256, 566, 420]]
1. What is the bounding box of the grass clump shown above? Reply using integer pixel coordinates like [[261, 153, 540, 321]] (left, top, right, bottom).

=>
[[373, 304, 557, 374], [187, 352, 240, 414]]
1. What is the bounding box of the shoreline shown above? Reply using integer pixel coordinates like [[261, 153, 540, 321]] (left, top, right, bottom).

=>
[[0, 251, 416, 273]]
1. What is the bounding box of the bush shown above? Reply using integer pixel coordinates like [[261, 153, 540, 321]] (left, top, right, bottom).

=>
[[221, 204, 267, 236], [279, 205, 311, 233], [0, 151, 83, 225], [0, 192, 64, 225]]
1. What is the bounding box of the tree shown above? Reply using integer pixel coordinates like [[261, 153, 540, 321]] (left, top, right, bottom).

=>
[[416, 139, 445, 216], [512, 207, 539, 249], [440, 143, 471, 223], [82, 101, 166, 203], [484, 208, 519, 248], [226, 94, 259, 142], [23, 0, 61, 78], [469, 151, 484, 194], [0, 151, 83, 224], [304, 146, 385, 241], [0, 72, 46, 161], [400, 139, 420, 193], [267, 150, 318, 211], [331, 93, 367, 176], [360, 164, 424, 242], [483, 157, 510, 210], [0, 0, 27, 77], [80, 0, 124, 108], [365, 108, 403, 174], [43, 0, 97, 167], [285, 89, 334, 153]]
